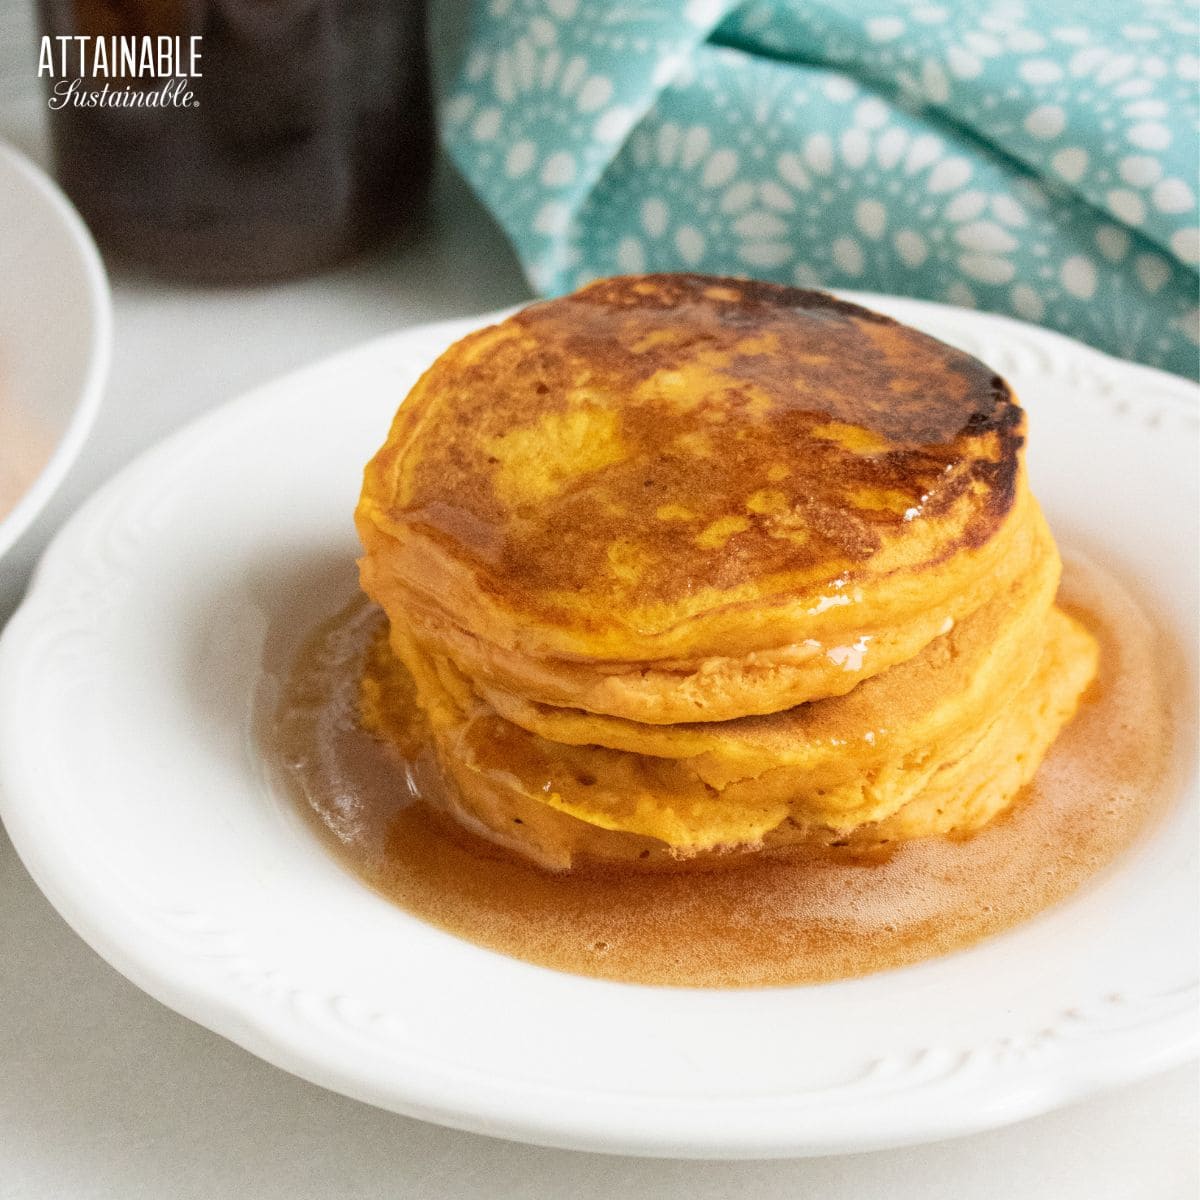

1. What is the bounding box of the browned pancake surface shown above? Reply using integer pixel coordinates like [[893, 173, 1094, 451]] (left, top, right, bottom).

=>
[[365, 275, 1022, 635]]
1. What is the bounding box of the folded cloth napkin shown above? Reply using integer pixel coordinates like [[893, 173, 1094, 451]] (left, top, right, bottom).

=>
[[442, 0, 1198, 377]]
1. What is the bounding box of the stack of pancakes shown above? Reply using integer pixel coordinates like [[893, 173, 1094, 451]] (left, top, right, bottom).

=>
[[355, 275, 1098, 871]]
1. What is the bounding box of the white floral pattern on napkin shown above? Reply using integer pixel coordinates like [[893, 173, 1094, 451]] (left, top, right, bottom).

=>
[[444, 0, 1198, 377]]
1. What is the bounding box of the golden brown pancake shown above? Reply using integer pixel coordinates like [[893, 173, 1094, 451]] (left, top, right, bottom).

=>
[[360, 515, 1068, 858], [357, 274, 1029, 723], [459, 508, 1059, 773], [391, 510, 1059, 787], [354, 274, 1098, 875], [359, 603, 1096, 872]]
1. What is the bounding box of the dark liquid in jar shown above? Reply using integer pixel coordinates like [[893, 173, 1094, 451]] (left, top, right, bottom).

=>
[[261, 556, 1177, 988], [39, 0, 433, 281]]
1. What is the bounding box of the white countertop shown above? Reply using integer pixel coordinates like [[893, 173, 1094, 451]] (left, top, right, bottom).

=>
[[1, 8, 1196, 1197]]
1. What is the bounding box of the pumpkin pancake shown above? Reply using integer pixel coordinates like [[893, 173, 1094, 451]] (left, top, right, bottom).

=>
[[356, 274, 1029, 723], [354, 275, 1097, 874], [360, 520, 1064, 856], [448, 506, 1058, 772], [359, 601, 1096, 872]]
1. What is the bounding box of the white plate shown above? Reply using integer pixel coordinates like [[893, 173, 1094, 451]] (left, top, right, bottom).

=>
[[0, 141, 111, 562], [0, 298, 1196, 1158]]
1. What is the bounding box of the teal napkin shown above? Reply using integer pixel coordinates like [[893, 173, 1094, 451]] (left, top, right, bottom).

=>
[[442, 0, 1198, 377]]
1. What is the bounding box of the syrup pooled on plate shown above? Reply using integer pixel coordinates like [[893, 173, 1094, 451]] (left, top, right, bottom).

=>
[[262, 555, 1175, 989]]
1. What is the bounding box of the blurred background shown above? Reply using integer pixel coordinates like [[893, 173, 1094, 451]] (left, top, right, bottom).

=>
[[10, 1, 1200, 366], [0, 0, 532, 621], [4, 0, 1196, 617]]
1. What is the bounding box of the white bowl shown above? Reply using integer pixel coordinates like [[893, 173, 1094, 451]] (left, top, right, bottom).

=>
[[0, 140, 111, 563]]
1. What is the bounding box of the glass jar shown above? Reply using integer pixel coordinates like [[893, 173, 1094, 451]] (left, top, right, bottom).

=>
[[38, 0, 433, 282]]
